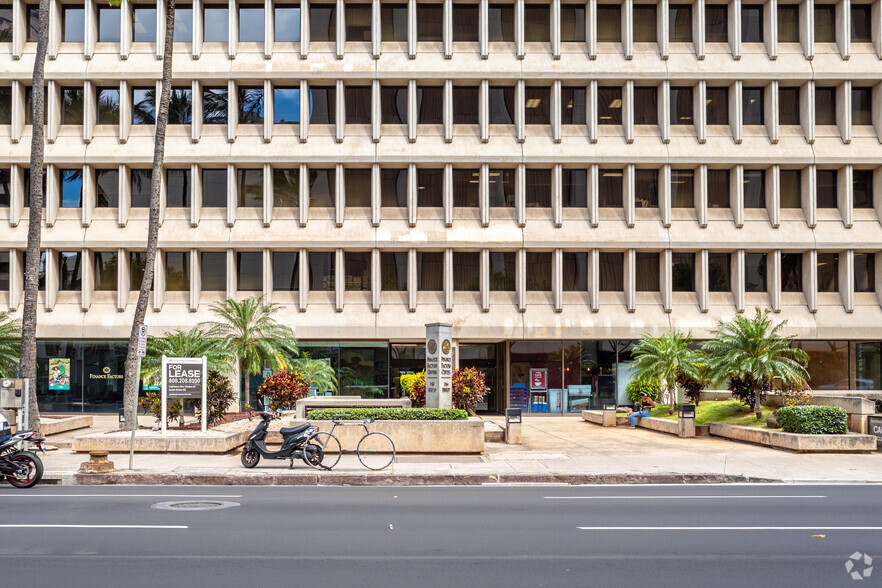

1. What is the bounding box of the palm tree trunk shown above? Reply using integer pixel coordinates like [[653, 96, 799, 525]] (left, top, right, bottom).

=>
[[121, 0, 176, 429], [242, 362, 251, 410], [18, 0, 51, 433], [754, 386, 762, 420]]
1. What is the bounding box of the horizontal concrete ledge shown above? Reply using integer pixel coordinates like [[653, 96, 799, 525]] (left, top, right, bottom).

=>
[[708, 423, 878, 453], [72, 431, 249, 453], [41, 415, 93, 436], [295, 396, 412, 419], [582, 411, 709, 436]]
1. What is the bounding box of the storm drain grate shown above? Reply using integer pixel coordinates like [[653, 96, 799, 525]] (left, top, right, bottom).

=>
[[151, 501, 240, 511]]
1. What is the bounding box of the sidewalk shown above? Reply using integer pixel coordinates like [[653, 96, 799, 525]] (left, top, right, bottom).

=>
[[36, 415, 882, 486]]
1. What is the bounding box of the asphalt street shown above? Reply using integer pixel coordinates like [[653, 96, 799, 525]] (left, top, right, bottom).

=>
[[0, 483, 878, 587]]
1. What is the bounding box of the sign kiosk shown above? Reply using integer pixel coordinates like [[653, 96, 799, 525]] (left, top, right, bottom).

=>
[[161, 356, 208, 433]]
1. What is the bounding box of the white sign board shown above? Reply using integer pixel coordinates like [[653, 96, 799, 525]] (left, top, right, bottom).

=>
[[136, 325, 148, 358], [160, 356, 208, 433]]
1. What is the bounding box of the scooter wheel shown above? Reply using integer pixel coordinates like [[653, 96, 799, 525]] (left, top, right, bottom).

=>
[[241, 446, 260, 469]]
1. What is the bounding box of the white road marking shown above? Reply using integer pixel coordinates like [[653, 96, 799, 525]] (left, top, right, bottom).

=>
[[0, 494, 242, 498], [0, 524, 188, 529], [548, 495, 826, 500], [578, 526, 882, 531]]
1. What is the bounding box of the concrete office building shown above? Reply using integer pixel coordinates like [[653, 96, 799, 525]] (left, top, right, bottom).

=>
[[1, 0, 882, 414]]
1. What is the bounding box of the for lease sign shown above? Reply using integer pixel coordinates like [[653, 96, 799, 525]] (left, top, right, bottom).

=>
[[165, 360, 205, 399]]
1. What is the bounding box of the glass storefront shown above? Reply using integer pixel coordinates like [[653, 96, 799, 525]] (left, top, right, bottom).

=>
[[459, 343, 503, 413], [36, 340, 128, 413]]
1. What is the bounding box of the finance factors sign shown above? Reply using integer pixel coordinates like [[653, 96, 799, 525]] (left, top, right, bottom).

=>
[[425, 323, 454, 409]]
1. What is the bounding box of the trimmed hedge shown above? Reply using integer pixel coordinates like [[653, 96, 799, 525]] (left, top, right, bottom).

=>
[[307, 407, 468, 421], [776, 405, 848, 435]]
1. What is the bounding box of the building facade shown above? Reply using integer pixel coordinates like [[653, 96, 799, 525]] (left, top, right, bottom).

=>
[[2, 0, 882, 413]]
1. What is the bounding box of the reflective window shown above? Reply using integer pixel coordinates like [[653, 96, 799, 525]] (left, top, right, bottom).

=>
[[635, 169, 658, 208], [779, 87, 800, 125], [856, 342, 882, 389], [561, 5, 586, 42], [309, 86, 336, 124], [418, 4, 443, 41], [61, 87, 84, 125], [272, 252, 299, 291], [563, 252, 588, 291], [489, 252, 515, 291], [453, 252, 480, 291], [174, 6, 193, 42], [453, 86, 479, 124], [854, 169, 873, 209], [708, 170, 729, 208], [166, 169, 190, 207], [239, 6, 264, 42], [634, 87, 657, 125], [274, 87, 301, 124], [817, 169, 837, 208], [669, 4, 692, 42], [853, 86, 872, 126], [0, 87, 10, 124], [525, 169, 550, 207], [633, 5, 657, 43], [238, 87, 264, 124], [671, 169, 694, 208], [596, 5, 621, 42], [309, 169, 335, 207], [777, 4, 799, 42], [417, 86, 442, 124], [204, 5, 229, 42], [58, 252, 82, 291], [274, 168, 299, 207], [62, 6, 85, 43], [599, 252, 623, 291], [815, 4, 835, 42], [203, 87, 228, 124], [636, 252, 659, 291], [275, 5, 300, 42], [744, 252, 767, 292], [597, 86, 622, 125], [708, 252, 730, 291], [741, 5, 763, 42], [130, 252, 147, 290], [26, 6, 39, 42], [793, 340, 848, 389], [418, 252, 443, 290], [670, 86, 693, 125], [563, 169, 587, 207], [132, 88, 155, 125], [201, 252, 226, 291], [524, 5, 550, 42], [382, 4, 407, 42], [310, 4, 336, 42], [453, 169, 480, 207], [0, 8, 11, 42], [381, 168, 407, 207], [169, 88, 192, 124], [525, 87, 550, 125], [237, 168, 263, 207], [526, 252, 552, 291], [0, 169, 9, 207], [672, 252, 694, 291], [133, 6, 156, 42], [453, 4, 478, 41], [417, 168, 443, 207], [781, 252, 802, 292], [130, 169, 152, 208], [0, 252, 9, 289], [165, 252, 190, 291], [382, 86, 408, 125], [345, 169, 371, 207], [37, 251, 45, 290], [854, 253, 875, 293], [94, 252, 118, 291], [97, 88, 120, 125], [780, 169, 801, 208], [852, 4, 872, 42], [561, 87, 586, 125], [95, 169, 119, 207], [381, 252, 407, 291], [345, 252, 371, 291], [345, 86, 371, 124], [815, 86, 836, 125], [743, 86, 764, 126], [488, 4, 514, 41], [60, 169, 82, 208], [489, 86, 515, 124], [743, 169, 765, 208], [309, 252, 335, 291], [202, 169, 227, 207], [237, 251, 263, 291], [817, 252, 838, 292], [98, 7, 120, 42], [489, 169, 515, 207], [599, 169, 622, 207], [346, 4, 371, 41]]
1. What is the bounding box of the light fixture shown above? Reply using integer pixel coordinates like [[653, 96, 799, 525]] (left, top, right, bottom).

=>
[[609, 98, 622, 108], [525, 98, 541, 108], [566, 100, 573, 108], [489, 172, 501, 177], [678, 404, 696, 419], [706, 99, 713, 105], [600, 116, 612, 120], [603, 172, 623, 177]]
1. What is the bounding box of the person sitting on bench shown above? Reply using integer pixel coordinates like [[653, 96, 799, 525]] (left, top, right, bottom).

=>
[[629, 393, 656, 429]]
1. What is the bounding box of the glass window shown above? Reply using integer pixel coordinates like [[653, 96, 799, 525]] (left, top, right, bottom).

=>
[[708, 252, 730, 291], [705, 4, 727, 42], [743, 86, 764, 126], [165, 252, 190, 291], [275, 5, 301, 42], [166, 169, 190, 207], [274, 87, 301, 124], [706, 87, 728, 125], [525, 169, 550, 207], [345, 86, 371, 124], [58, 251, 82, 291], [741, 5, 763, 42], [524, 87, 550, 125], [346, 4, 371, 41], [634, 87, 657, 125], [60, 169, 82, 208], [596, 5, 621, 42], [856, 342, 882, 389], [0, 87, 10, 124], [26, 5, 39, 42], [563, 251, 588, 290], [418, 252, 443, 290], [0, 7, 12, 42], [381, 86, 407, 125], [670, 86, 693, 125], [308, 252, 335, 290], [777, 4, 798, 42], [309, 169, 334, 207], [779, 87, 800, 125], [418, 4, 443, 41], [130, 169, 152, 208], [130, 251, 147, 290], [61, 87, 83, 125], [453, 4, 478, 41], [417, 168, 443, 207], [817, 252, 838, 292], [345, 168, 371, 207], [599, 252, 623, 291], [563, 169, 587, 207], [524, 5, 550, 42], [201, 251, 226, 291], [343, 252, 370, 291], [852, 86, 872, 126], [489, 4, 514, 41], [815, 86, 836, 125], [489, 169, 515, 207], [91, 251, 116, 291], [453, 169, 480, 207], [168, 88, 192, 124], [238, 6, 264, 42], [671, 169, 694, 208], [272, 252, 298, 291], [635, 169, 658, 208], [202, 169, 227, 207], [781, 252, 802, 292], [381, 252, 407, 291], [203, 87, 228, 124], [238, 87, 264, 124], [204, 5, 229, 42], [310, 4, 336, 41], [273, 168, 298, 207], [669, 4, 692, 42], [309, 86, 336, 124], [98, 7, 120, 42], [62, 6, 85, 43], [453, 252, 480, 291], [381, 168, 407, 207], [95, 169, 118, 207], [382, 4, 407, 41], [132, 6, 156, 43], [814, 4, 835, 42], [526, 252, 551, 290], [852, 4, 872, 42], [0, 251, 10, 289], [561, 5, 586, 42], [780, 169, 801, 208], [489, 86, 515, 124], [97, 88, 120, 125], [236, 251, 262, 291], [561, 87, 586, 125], [489, 252, 515, 291], [854, 253, 875, 292], [743, 169, 765, 208], [636, 252, 659, 291], [598, 86, 622, 125], [854, 170, 873, 209], [793, 340, 849, 389], [817, 169, 837, 208], [174, 5, 193, 42], [672, 252, 694, 291], [453, 86, 479, 124], [132, 88, 155, 125], [633, 5, 657, 42], [37, 251, 45, 290], [417, 86, 443, 124], [599, 169, 623, 207], [0, 169, 10, 207], [744, 252, 767, 292], [237, 168, 263, 207]]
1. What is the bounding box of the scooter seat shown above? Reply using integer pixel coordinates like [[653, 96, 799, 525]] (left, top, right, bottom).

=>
[[280, 424, 310, 436]]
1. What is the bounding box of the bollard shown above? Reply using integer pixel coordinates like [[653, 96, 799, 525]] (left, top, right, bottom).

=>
[[79, 451, 116, 474], [505, 408, 522, 444], [602, 403, 617, 427]]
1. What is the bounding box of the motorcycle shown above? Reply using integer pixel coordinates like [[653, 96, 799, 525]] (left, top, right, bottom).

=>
[[0, 430, 46, 489], [240, 412, 327, 470]]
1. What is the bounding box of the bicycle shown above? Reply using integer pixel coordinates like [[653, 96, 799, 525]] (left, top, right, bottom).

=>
[[311, 414, 396, 471]]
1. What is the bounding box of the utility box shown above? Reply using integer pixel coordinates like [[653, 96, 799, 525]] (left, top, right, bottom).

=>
[[0, 379, 25, 409], [505, 408, 522, 444]]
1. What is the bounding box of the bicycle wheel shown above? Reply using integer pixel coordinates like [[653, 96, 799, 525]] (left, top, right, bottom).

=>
[[357, 432, 396, 470], [306, 432, 342, 470]]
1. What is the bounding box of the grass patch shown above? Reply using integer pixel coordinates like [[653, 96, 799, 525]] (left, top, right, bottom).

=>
[[640, 400, 775, 428]]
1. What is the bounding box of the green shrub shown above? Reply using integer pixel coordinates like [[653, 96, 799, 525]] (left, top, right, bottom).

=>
[[626, 377, 661, 403], [139, 390, 183, 426], [307, 407, 468, 421], [258, 370, 310, 411], [776, 405, 848, 435], [399, 372, 424, 395], [190, 371, 235, 425]]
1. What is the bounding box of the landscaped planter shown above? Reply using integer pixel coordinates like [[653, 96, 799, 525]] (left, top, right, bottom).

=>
[[708, 422, 877, 453], [73, 430, 249, 453]]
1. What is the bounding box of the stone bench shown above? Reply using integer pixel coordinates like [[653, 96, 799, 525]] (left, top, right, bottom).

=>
[[295, 395, 412, 419]]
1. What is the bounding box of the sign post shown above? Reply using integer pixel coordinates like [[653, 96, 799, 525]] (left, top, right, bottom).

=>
[[425, 323, 454, 409], [162, 356, 207, 434], [129, 324, 148, 470]]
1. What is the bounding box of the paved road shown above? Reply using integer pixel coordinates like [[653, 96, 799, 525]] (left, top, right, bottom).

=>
[[0, 483, 878, 587]]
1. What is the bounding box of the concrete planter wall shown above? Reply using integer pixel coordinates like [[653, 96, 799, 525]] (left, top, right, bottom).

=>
[[41, 415, 93, 436], [708, 423, 877, 453], [73, 431, 249, 453], [582, 411, 709, 437]]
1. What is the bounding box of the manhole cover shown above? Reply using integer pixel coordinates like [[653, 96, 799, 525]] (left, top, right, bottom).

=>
[[151, 501, 240, 511]]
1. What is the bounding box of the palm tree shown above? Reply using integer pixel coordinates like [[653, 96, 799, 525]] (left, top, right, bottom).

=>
[[0, 311, 22, 378], [291, 356, 338, 395], [703, 308, 810, 420], [201, 296, 298, 407], [139, 327, 232, 383], [630, 330, 704, 415]]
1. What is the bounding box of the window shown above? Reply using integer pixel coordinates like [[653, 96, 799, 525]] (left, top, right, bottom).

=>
[[816, 169, 837, 208], [130, 169, 152, 208], [525, 169, 551, 207], [777, 4, 799, 43], [272, 252, 299, 291], [599, 252, 623, 291], [672, 252, 694, 291], [561, 5, 586, 42], [854, 253, 875, 292], [705, 87, 728, 125], [61, 87, 84, 125], [0, 7, 12, 42], [98, 6, 121, 42], [817, 253, 838, 292], [708, 169, 730, 208], [708, 252, 731, 291], [417, 86, 443, 124], [201, 251, 226, 291], [781, 252, 802, 292], [309, 252, 335, 290], [381, 252, 407, 291], [132, 88, 155, 125], [633, 5, 657, 42], [815, 86, 836, 125], [671, 170, 694, 208], [174, 5, 193, 42], [62, 6, 85, 43], [417, 168, 443, 207], [454, 252, 480, 291], [237, 169, 262, 207], [169, 88, 192, 124], [597, 86, 622, 125], [524, 5, 550, 42], [345, 86, 371, 124], [203, 87, 228, 124], [743, 170, 765, 208], [669, 4, 692, 42], [634, 87, 658, 125], [130, 252, 147, 290], [204, 5, 229, 42], [561, 87, 586, 125], [596, 5, 621, 42], [93, 252, 118, 291], [599, 169, 623, 207], [815, 4, 835, 42], [417, 4, 443, 41], [60, 169, 82, 208], [636, 252, 659, 291], [743, 86, 764, 126], [853, 87, 872, 126], [670, 86, 693, 125], [132, 6, 156, 43], [525, 87, 550, 125], [635, 169, 658, 208], [526, 253, 551, 290], [26, 5, 39, 42], [381, 4, 407, 41], [453, 169, 480, 207], [309, 86, 336, 124], [37, 251, 46, 290], [309, 169, 334, 207], [165, 252, 190, 291], [563, 170, 587, 207], [275, 5, 301, 42], [0, 170, 10, 207], [310, 4, 336, 41], [488, 169, 514, 207], [744, 252, 767, 292], [453, 4, 478, 41], [0, 251, 8, 291], [852, 4, 872, 42], [381, 168, 407, 207], [0, 87, 10, 124], [97, 88, 120, 124], [95, 169, 119, 207], [238, 87, 264, 124], [346, 4, 371, 41], [563, 252, 588, 290], [418, 252, 443, 290], [382, 86, 407, 125], [274, 87, 301, 124], [238, 5, 264, 42], [780, 170, 801, 208], [344, 252, 370, 291], [453, 87, 479, 124], [58, 252, 82, 291], [741, 5, 763, 42], [237, 252, 263, 291], [488, 4, 514, 43], [166, 169, 190, 207], [705, 5, 727, 42], [202, 169, 227, 207], [345, 169, 371, 207], [489, 252, 515, 291], [779, 87, 800, 125], [489, 86, 515, 124], [854, 170, 873, 209], [274, 168, 298, 207]]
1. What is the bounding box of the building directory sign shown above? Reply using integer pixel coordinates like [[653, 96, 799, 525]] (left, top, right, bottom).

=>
[[869, 416, 882, 445]]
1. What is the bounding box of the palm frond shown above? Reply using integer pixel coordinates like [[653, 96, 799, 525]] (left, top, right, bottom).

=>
[[0, 311, 22, 378]]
